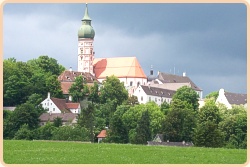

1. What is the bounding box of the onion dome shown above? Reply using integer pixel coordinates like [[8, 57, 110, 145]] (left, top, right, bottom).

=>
[[147, 65, 157, 82], [78, 4, 95, 39]]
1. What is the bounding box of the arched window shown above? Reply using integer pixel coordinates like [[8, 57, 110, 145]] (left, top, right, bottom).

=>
[[130, 81, 133, 86], [137, 82, 140, 87]]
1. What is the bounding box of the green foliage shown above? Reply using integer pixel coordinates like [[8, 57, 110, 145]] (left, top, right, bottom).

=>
[[122, 102, 164, 139], [100, 75, 128, 108], [126, 95, 139, 106], [88, 81, 100, 104], [12, 103, 41, 130], [133, 110, 151, 144], [53, 117, 63, 127], [162, 99, 196, 142], [193, 102, 224, 147], [172, 86, 199, 111], [36, 122, 56, 140], [27, 55, 64, 76], [69, 75, 89, 102], [3, 56, 65, 106], [205, 91, 219, 102], [78, 103, 95, 141], [218, 105, 247, 149], [107, 105, 130, 143], [14, 124, 33, 140], [160, 101, 170, 115], [51, 125, 90, 141]]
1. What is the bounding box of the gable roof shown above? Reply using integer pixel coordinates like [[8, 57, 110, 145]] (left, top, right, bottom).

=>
[[158, 72, 202, 91], [93, 57, 147, 79], [58, 70, 99, 83], [97, 130, 107, 138], [39, 113, 78, 122], [66, 103, 80, 109], [225, 92, 247, 105], [50, 98, 80, 113], [140, 85, 176, 98]]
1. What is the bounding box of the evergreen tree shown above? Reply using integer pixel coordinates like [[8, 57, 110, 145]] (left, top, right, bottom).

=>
[[134, 110, 151, 144], [88, 81, 100, 104]]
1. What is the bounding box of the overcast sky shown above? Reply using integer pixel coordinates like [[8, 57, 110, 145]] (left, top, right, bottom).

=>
[[3, 3, 247, 96]]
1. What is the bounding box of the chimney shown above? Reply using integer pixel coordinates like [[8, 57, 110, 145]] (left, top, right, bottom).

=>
[[48, 92, 50, 99], [183, 72, 186, 77], [69, 67, 72, 72]]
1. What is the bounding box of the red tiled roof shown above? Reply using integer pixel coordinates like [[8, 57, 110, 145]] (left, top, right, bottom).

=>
[[60, 82, 73, 94], [50, 98, 80, 113], [97, 130, 106, 138], [39, 113, 78, 122], [66, 103, 80, 109], [93, 57, 147, 79], [58, 70, 99, 83]]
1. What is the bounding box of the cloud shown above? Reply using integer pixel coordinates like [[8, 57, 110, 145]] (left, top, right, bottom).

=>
[[3, 3, 247, 96]]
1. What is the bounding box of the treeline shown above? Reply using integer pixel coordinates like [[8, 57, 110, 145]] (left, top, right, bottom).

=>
[[3, 56, 247, 149], [3, 56, 65, 106]]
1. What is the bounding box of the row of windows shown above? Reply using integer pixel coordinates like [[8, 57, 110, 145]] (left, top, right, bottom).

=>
[[148, 97, 170, 103]]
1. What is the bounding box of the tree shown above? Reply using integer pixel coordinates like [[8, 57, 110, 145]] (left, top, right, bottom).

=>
[[69, 75, 89, 102], [45, 75, 64, 98], [53, 117, 63, 127], [205, 91, 219, 102], [162, 99, 196, 142], [77, 103, 95, 142], [172, 86, 199, 111], [126, 95, 139, 106], [14, 124, 33, 140], [106, 105, 130, 143], [36, 122, 56, 140], [99, 75, 128, 108], [12, 103, 41, 131], [193, 101, 224, 147], [160, 101, 170, 115], [219, 105, 247, 149], [27, 55, 65, 76], [134, 110, 151, 144], [88, 81, 100, 104], [51, 125, 90, 141]]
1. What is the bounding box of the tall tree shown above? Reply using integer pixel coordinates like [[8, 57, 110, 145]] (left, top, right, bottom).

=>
[[134, 110, 151, 144], [88, 81, 100, 104], [193, 101, 224, 147], [162, 99, 196, 142], [99, 75, 128, 108], [106, 105, 130, 143], [69, 76, 89, 102], [78, 103, 95, 142], [172, 86, 199, 111], [27, 55, 65, 76]]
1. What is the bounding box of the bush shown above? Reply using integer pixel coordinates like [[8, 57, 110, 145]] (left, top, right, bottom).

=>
[[14, 124, 33, 140], [52, 125, 90, 141]]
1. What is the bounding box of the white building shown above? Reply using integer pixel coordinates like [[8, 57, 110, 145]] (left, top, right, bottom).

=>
[[133, 85, 176, 105], [148, 72, 203, 99], [40, 92, 81, 114], [216, 88, 247, 109]]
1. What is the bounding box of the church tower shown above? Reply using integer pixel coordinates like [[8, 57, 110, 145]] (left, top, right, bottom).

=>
[[78, 4, 95, 75]]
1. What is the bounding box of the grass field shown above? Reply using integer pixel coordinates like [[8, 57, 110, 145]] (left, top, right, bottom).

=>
[[3, 140, 247, 164]]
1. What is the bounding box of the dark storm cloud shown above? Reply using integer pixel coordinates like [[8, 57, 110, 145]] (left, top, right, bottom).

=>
[[3, 3, 247, 96]]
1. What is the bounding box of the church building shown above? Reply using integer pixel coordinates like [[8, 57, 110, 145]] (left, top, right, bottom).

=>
[[75, 4, 147, 94]]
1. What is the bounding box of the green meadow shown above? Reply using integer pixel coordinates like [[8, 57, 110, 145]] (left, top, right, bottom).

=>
[[3, 140, 247, 164]]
